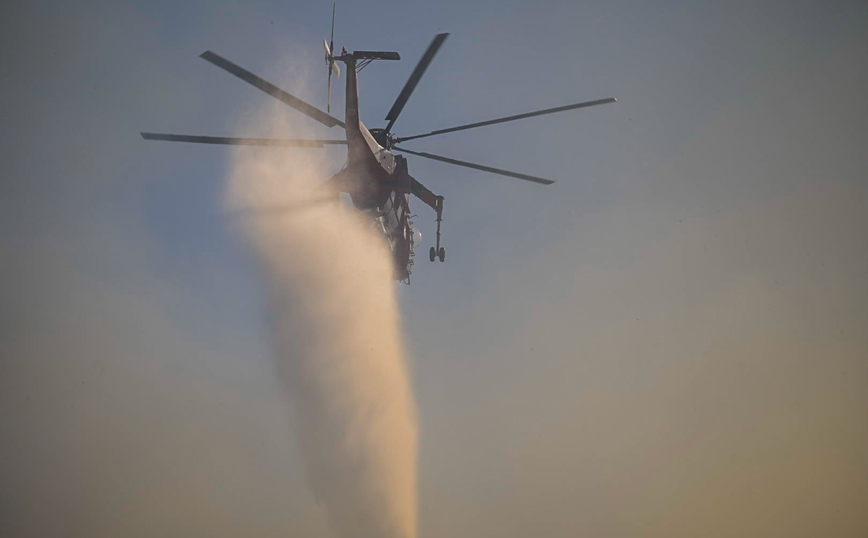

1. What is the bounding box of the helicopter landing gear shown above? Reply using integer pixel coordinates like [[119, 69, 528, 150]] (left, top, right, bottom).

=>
[[430, 246, 445, 262], [430, 196, 445, 262], [408, 177, 446, 264]]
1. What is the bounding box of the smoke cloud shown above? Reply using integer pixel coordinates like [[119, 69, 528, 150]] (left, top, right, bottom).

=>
[[226, 104, 418, 538]]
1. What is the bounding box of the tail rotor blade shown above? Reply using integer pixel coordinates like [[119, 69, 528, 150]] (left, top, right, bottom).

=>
[[327, 67, 333, 112], [329, 2, 336, 55], [325, 4, 338, 113]]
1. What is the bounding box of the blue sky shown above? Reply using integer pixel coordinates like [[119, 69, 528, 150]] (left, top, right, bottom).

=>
[[2, 1, 867, 536]]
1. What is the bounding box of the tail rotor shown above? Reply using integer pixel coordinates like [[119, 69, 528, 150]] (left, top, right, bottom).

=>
[[324, 3, 340, 112]]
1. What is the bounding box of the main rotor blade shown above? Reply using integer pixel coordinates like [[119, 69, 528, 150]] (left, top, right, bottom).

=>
[[393, 146, 554, 185], [141, 133, 347, 147], [384, 33, 449, 133], [200, 50, 345, 128], [327, 67, 333, 112], [395, 97, 616, 143]]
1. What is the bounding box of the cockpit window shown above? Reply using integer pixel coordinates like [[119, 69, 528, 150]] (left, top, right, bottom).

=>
[[370, 128, 388, 148]]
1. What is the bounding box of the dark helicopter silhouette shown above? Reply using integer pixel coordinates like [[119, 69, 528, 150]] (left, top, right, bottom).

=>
[[142, 6, 616, 282]]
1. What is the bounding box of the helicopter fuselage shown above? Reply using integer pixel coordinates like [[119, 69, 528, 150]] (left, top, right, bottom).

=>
[[145, 29, 606, 284], [332, 52, 417, 281]]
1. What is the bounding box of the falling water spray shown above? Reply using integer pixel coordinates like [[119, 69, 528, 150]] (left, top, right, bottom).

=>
[[227, 104, 418, 538]]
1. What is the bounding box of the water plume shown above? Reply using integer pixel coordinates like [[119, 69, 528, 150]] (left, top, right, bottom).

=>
[[226, 101, 418, 538]]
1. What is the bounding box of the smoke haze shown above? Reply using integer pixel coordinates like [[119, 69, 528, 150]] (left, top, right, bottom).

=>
[[2, 2, 867, 537]]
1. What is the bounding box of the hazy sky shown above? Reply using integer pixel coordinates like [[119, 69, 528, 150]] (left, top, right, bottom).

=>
[[2, 1, 867, 537]]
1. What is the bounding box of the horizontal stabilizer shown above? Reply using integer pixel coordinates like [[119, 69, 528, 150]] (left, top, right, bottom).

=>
[[353, 51, 401, 60]]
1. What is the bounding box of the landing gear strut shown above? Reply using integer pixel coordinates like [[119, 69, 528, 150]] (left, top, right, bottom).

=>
[[406, 174, 445, 264], [431, 196, 445, 262]]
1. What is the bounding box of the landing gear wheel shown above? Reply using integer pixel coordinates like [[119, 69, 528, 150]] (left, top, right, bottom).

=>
[[438, 247, 446, 262], [429, 247, 436, 263]]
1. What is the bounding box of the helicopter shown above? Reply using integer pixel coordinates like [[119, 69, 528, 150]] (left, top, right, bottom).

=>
[[141, 6, 616, 283]]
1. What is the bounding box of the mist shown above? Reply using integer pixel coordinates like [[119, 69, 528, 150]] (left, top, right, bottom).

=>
[[225, 104, 418, 538]]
